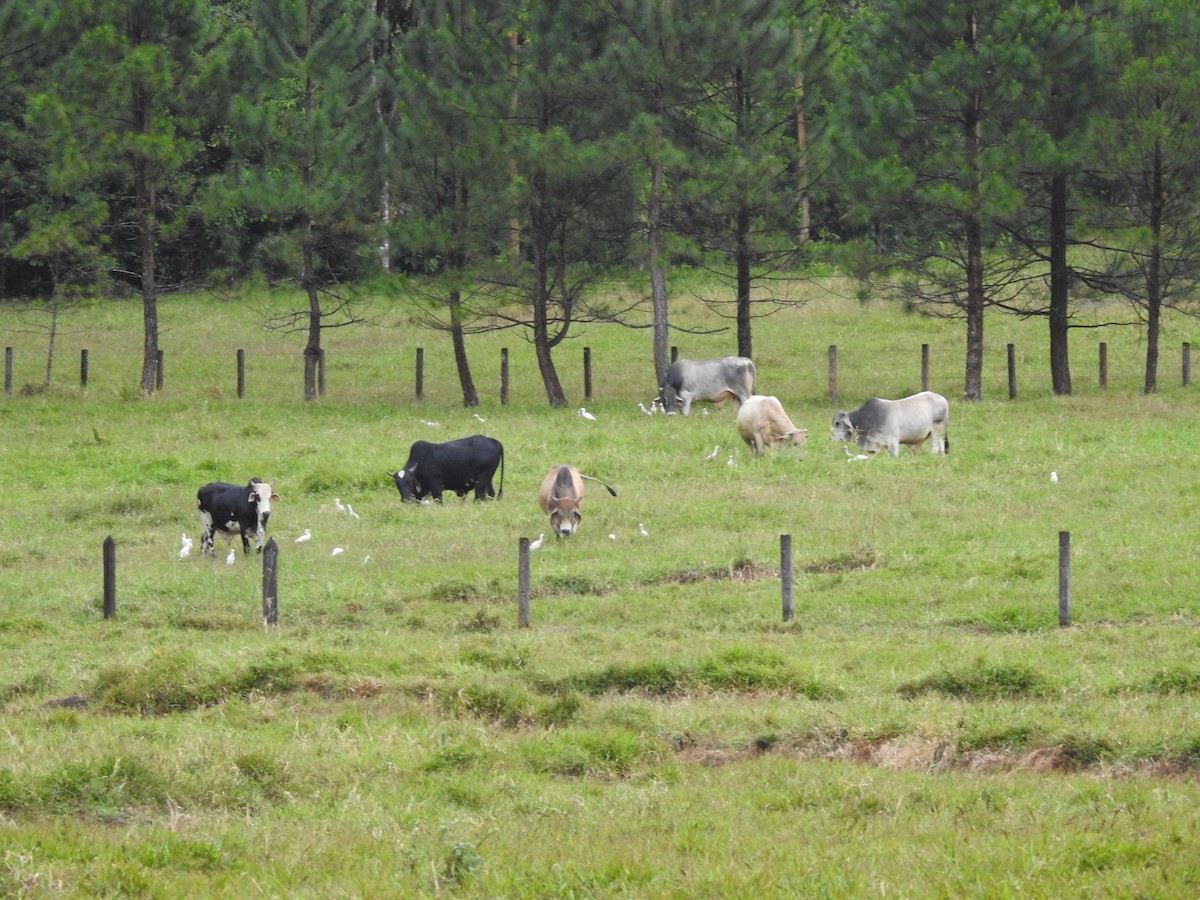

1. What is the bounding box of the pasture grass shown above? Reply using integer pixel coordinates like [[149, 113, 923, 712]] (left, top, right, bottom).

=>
[[3, 278, 1200, 895]]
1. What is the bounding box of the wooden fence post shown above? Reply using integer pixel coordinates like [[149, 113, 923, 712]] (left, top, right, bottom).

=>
[[921, 344, 930, 393], [670, 345, 678, 363], [80, 349, 88, 390], [1058, 530, 1070, 627], [781, 534, 793, 622], [500, 348, 509, 405], [1099, 343, 1107, 390], [237, 349, 245, 398], [262, 538, 279, 625], [583, 346, 592, 400], [1183, 342, 1191, 387], [4, 347, 11, 396], [517, 537, 531, 627], [1007, 343, 1016, 400], [415, 347, 423, 400], [103, 536, 116, 620], [827, 345, 837, 404]]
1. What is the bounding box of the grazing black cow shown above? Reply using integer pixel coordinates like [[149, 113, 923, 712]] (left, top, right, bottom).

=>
[[388, 434, 504, 503], [660, 356, 756, 416], [197, 478, 278, 557]]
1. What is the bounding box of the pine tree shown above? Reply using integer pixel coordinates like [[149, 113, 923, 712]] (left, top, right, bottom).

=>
[[216, 0, 384, 401]]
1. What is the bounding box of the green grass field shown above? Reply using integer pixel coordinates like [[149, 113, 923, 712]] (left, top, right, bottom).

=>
[[2, 278, 1200, 896]]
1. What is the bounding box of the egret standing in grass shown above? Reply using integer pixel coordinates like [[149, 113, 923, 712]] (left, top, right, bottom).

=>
[[179, 533, 193, 559], [529, 534, 544, 551], [579, 407, 597, 421], [294, 528, 312, 543], [226, 547, 236, 566]]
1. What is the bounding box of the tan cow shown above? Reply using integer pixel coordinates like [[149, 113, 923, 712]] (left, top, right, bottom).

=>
[[736, 395, 808, 457], [537, 464, 617, 538]]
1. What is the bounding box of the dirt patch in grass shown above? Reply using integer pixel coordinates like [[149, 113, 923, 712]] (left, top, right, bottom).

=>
[[654, 557, 776, 586], [674, 733, 1194, 778]]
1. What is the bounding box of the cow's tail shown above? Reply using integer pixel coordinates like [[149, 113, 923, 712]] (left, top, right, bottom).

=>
[[497, 449, 505, 499], [580, 473, 617, 497]]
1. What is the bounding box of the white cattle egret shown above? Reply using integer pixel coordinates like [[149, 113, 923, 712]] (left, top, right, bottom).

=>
[[331, 547, 345, 556], [726, 455, 734, 466], [608, 533, 617, 540], [579, 407, 597, 421], [420, 419, 440, 427], [639, 523, 649, 537], [334, 498, 347, 513], [704, 445, 720, 461], [1050, 471, 1058, 483], [179, 533, 193, 559], [529, 534, 545, 551], [294, 528, 312, 543], [473, 413, 487, 423], [346, 504, 360, 519], [362, 555, 371, 564], [226, 547, 236, 566], [637, 402, 652, 416], [847, 453, 871, 462]]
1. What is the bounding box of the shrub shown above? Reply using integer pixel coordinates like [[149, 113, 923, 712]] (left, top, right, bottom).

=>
[[897, 663, 1050, 700]]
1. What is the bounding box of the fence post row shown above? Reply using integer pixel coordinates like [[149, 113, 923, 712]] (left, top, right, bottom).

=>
[[1058, 530, 1070, 628], [517, 537, 531, 628], [102, 536, 116, 620], [500, 348, 509, 405], [5, 339, 1197, 402], [262, 538, 279, 625], [827, 345, 838, 404], [780, 534, 793, 622]]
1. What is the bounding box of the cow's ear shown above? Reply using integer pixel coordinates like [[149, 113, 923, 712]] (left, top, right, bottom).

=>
[[247, 491, 258, 502], [270, 493, 280, 501]]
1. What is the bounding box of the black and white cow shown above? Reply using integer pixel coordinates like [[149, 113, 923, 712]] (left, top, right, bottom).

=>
[[388, 434, 504, 503], [831, 391, 949, 457], [660, 356, 756, 416], [196, 478, 279, 557]]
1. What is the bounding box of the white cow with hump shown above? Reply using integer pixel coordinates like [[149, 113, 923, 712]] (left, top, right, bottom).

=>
[[736, 395, 808, 456], [831, 391, 949, 456]]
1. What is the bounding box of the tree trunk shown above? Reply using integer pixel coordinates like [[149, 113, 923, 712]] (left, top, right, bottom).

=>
[[302, 230, 320, 402], [795, 76, 811, 246], [964, 212, 985, 401], [735, 206, 753, 360], [1048, 172, 1072, 395], [1144, 140, 1165, 394], [648, 157, 670, 390], [134, 81, 159, 398], [45, 269, 59, 388], [449, 289, 478, 407]]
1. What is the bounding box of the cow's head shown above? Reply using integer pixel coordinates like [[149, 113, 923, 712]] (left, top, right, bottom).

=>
[[388, 467, 422, 503], [247, 479, 278, 537], [830, 411, 856, 444], [548, 496, 582, 538]]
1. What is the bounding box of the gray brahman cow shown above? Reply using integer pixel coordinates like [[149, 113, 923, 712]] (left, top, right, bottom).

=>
[[831, 391, 949, 456], [660, 356, 756, 416], [736, 395, 808, 456], [537, 464, 617, 538]]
